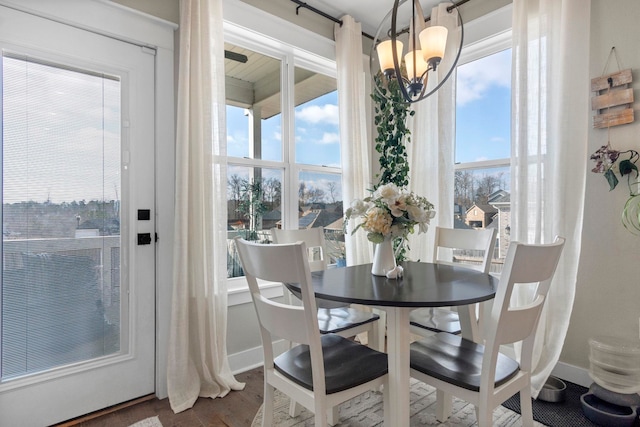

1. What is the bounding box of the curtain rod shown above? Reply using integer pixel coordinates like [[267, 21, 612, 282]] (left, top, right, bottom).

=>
[[289, 0, 472, 40]]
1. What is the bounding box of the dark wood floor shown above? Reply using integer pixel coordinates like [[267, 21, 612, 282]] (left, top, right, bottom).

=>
[[57, 367, 264, 427]]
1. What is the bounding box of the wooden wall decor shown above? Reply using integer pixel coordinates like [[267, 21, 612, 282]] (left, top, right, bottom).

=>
[[591, 68, 635, 129]]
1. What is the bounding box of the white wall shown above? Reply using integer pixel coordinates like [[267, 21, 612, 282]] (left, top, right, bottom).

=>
[[562, 0, 640, 370]]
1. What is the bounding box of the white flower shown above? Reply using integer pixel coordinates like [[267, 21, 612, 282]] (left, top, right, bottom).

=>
[[350, 198, 370, 216], [374, 183, 400, 204]]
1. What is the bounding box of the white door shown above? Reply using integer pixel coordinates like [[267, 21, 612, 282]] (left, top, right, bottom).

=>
[[0, 6, 155, 426]]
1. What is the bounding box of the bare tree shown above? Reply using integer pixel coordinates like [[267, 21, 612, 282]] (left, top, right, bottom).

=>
[[327, 181, 338, 204], [227, 174, 245, 218], [475, 173, 503, 205]]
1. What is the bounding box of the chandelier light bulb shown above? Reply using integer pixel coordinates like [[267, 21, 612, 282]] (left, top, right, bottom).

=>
[[404, 50, 428, 81], [419, 25, 448, 70], [376, 39, 404, 77]]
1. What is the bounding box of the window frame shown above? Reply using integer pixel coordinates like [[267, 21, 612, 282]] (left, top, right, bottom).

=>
[[224, 20, 340, 299]]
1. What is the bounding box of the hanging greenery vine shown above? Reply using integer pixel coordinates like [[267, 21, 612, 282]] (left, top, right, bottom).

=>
[[371, 76, 416, 261], [372, 77, 414, 189]]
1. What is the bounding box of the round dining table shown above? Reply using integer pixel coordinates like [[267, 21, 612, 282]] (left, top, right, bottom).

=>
[[286, 261, 498, 426]]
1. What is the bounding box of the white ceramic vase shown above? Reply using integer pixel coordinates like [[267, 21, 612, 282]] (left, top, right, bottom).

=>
[[371, 237, 396, 276]]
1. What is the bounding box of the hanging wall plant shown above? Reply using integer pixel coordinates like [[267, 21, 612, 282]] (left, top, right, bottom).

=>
[[590, 143, 640, 235]]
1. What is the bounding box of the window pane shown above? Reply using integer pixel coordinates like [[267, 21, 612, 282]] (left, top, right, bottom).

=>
[[454, 166, 510, 272], [294, 67, 340, 166], [225, 43, 282, 161], [298, 171, 344, 263], [2, 55, 121, 379], [455, 49, 511, 164], [226, 166, 282, 278]]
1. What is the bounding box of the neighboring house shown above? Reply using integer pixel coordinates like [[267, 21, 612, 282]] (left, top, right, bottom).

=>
[[465, 204, 497, 229], [488, 190, 511, 259]]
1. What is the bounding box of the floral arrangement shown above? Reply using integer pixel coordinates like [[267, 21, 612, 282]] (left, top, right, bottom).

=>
[[344, 183, 435, 244], [590, 143, 640, 234]]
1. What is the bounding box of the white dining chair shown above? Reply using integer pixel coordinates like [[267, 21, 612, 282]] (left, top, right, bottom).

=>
[[271, 227, 384, 352], [409, 236, 565, 427], [235, 237, 389, 427], [410, 226, 497, 337]]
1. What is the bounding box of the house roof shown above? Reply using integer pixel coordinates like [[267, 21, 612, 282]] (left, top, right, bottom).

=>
[[466, 204, 498, 215], [488, 190, 511, 204]]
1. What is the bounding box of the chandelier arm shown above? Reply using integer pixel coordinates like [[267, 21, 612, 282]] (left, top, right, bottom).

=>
[[391, 0, 413, 102]]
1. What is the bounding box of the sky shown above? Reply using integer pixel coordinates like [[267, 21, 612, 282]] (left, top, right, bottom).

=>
[[226, 48, 513, 203]]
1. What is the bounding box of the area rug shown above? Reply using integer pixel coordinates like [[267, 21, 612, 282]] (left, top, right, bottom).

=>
[[128, 416, 163, 427], [251, 379, 542, 426]]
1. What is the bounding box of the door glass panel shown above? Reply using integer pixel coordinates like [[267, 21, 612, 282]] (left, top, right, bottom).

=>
[[2, 54, 121, 379]]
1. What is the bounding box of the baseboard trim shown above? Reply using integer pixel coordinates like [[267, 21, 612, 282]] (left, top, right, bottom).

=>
[[552, 361, 592, 388], [229, 340, 288, 374]]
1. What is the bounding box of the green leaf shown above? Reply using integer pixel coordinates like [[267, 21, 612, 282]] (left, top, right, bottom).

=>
[[604, 169, 619, 191], [619, 159, 638, 176]]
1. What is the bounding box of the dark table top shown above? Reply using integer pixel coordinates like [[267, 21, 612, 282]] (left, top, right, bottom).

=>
[[286, 261, 498, 308]]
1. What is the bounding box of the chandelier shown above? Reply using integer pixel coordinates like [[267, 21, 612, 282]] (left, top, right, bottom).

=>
[[371, 0, 464, 104]]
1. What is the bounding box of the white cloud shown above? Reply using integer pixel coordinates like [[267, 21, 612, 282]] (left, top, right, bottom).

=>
[[320, 132, 340, 144], [456, 50, 511, 106], [295, 104, 339, 125], [490, 136, 505, 143]]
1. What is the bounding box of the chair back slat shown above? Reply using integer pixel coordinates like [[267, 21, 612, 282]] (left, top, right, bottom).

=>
[[253, 294, 310, 345], [488, 237, 565, 347], [234, 237, 321, 348], [271, 227, 328, 272], [433, 227, 497, 273]]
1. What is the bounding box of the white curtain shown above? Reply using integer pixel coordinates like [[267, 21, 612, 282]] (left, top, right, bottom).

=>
[[167, 0, 244, 413], [335, 15, 374, 265], [511, 0, 590, 397], [407, 3, 460, 261]]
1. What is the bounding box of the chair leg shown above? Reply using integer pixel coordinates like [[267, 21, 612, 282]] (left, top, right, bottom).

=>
[[477, 405, 493, 427], [436, 389, 452, 421], [262, 383, 274, 427], [314, 402, 328, 426], [520, 386, 534, 427], [327, 405, 339, 426], [288, 399, 302, 418]]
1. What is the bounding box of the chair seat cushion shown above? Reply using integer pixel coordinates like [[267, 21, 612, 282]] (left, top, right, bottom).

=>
[[275, 334, 388, 394], [317, 307, 380, 334], [410, 332, 520, 391], [409, 307, 461, 334]]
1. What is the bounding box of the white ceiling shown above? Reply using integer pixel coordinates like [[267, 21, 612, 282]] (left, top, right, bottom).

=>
[[300, 0, 444, 36]]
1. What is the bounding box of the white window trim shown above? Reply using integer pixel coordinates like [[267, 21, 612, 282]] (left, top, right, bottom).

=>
[[224, 1, 339, 304]]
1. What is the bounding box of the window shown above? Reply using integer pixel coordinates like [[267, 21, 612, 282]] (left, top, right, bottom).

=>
[[454, 13, 512, 272], [224, 39, 343, 280]]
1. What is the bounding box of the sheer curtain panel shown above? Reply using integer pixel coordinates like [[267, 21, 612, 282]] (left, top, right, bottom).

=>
[[407, 3, 459, 261], [335, 16, 374, 265], [167, 0, 244, 413], [511, 0, 590, 397]]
